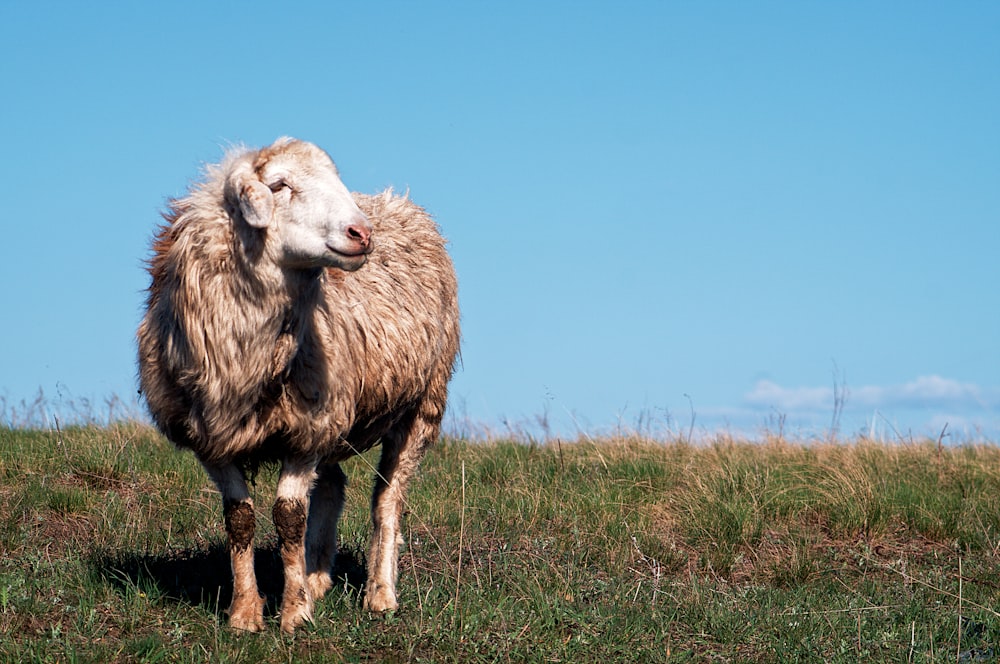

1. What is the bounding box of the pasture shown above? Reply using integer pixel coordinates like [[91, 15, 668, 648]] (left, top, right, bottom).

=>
[[1, 423, 998, 662]]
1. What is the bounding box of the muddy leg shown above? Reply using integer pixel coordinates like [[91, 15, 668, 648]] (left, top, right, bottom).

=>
[[306, 461, 347, 600], [273, 457, 318, 633], [364, 407, 440, 612], [204, 463, 265, 632]]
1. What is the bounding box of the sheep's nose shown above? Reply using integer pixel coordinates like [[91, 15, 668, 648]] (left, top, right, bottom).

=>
[[346, 222, 373, 253]]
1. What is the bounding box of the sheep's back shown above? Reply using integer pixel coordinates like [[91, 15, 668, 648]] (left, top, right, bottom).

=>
[[282, 190, 459, 456], [346, 190, 458, 392]]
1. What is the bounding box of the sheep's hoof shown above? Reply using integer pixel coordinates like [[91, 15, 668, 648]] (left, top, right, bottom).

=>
[[228, 593, 266, 632], [363, 584, 399, 613], [278, 586, 315, 634], [307, 571, 333, 600], [279, 604, 314, 634]]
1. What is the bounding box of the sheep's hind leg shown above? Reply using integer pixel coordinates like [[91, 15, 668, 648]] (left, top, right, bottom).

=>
[[306, 461, 347, 600], [273, 458, 319, 633], [364, 406, 440, 613], [204, 463, 265, 632]]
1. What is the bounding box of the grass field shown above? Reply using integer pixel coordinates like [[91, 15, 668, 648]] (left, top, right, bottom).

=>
[[1, 423, 998, 662]]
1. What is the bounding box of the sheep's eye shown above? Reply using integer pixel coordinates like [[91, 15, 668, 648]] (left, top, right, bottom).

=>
[[268, 179, 290, 193]]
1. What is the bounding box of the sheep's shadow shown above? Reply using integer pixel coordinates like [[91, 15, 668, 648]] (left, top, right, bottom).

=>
[[93, 541, 367, 620]]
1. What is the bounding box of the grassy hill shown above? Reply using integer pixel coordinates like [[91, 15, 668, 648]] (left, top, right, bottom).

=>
[[1, 423, 998, 662]]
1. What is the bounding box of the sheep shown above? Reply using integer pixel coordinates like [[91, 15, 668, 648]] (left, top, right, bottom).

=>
[[136, 137, 460, 633]]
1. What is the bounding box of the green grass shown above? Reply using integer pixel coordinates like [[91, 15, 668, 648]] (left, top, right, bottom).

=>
[[1, 424, 999, 662]]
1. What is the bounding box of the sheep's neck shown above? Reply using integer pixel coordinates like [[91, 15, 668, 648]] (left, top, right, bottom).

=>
[[179, 265, 323, 448], [226, 268, 319, 385]]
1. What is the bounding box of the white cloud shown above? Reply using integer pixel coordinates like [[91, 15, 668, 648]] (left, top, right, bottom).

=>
[[736, 376, 1000, 441], [851, 375, 995, 410], [744, 380, 833, 412], [744, 375, 998, 413]]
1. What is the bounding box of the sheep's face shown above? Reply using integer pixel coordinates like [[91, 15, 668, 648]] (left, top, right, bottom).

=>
[[227, 139, 373, 271]]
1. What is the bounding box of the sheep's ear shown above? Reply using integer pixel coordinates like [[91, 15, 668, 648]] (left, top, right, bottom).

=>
[[227, 166, 273, 229]]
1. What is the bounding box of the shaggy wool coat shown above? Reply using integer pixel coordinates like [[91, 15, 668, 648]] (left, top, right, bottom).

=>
[[137, 166, 459, 467]]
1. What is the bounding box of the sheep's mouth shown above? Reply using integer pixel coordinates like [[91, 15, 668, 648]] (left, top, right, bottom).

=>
[[325, 245, 370, 271], [326, 243, 370, 259]]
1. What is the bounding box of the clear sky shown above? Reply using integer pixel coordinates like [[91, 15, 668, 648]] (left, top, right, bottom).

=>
[[1, 2, 997, 441]]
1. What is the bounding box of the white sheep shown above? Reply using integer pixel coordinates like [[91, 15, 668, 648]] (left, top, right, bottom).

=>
[[137, 138, 460, 632]]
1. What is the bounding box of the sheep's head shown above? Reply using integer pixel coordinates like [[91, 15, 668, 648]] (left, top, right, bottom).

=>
[[225, 138, 373, 271]]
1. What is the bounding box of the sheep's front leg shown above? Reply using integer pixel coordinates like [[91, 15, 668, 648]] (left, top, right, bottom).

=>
[[204, 463, 265, 632], [306, 461, 347, 600], [365, 412, 437, 612], [274, 458, 319, 633]]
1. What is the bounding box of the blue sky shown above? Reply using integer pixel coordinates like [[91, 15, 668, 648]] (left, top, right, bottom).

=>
[[1, 2, 997, 440]]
